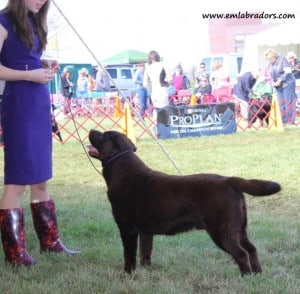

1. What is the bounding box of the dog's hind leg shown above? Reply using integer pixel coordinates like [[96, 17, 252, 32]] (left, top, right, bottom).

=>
[[238, 204, 262, 273], [139, 233, 153, 266], [207, 230, 252, 276], [240, 233, 262, 274], [119, 226, 138, 274]]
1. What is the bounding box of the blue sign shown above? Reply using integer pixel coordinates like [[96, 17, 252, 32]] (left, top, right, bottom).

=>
[[155, 103, 237, 139]]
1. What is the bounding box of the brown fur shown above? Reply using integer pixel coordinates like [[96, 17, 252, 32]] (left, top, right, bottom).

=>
[[88, 130, 281, 276]]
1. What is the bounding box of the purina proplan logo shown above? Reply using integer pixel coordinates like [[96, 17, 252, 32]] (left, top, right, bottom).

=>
[[169, 112, 223, 128]]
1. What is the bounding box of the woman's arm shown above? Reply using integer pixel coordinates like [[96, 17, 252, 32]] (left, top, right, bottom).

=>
[[0, 24, 56, 83]]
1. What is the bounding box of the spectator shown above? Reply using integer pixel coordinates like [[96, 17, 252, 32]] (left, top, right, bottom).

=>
[[264, 64, 273, 85], [233, 69, 261, 122], [286, 51, 300, 80], [194, 78, 212, 103], [265, 48, 297, 124], [172, 64, 190, 93], [143, 50, 171, 124], [61, 68, 74, 115], [252, 75, 273, 98], [133, 63, 148, 117], [249, 75, 273, 126], [0, 0, 79, 267], [95, 66, 110, 92], [196, 62, 210, 86], [210, 60, 230, 90], [76, 68, 90, 106]]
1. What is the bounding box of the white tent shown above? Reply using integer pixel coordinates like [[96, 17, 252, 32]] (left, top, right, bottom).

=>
[[241, 20, 300, 74]]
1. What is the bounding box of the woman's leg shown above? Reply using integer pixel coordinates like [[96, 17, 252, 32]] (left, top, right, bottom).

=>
[[30, 181, 50, 203], [0, 185, 36, 266], [30, 182, 80, 255], [138, 88, 147, 116], [0, 184, 25, 209], [283, 82, 297, 124], [239, 99, 249, 120]]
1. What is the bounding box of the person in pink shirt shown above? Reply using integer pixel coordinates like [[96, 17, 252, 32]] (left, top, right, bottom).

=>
[[172, 64, 190, 93]]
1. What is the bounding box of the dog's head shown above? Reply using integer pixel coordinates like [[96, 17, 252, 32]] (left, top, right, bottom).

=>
[[88, 130, 137, 164]]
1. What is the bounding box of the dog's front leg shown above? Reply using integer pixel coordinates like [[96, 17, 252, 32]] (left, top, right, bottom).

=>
[[119, 226, 138, 274], [139, 233, 153, 266]]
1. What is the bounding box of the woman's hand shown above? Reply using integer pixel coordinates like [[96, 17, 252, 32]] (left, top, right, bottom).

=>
[[41, 59, 59, 73], [27, 68, 56, 83]]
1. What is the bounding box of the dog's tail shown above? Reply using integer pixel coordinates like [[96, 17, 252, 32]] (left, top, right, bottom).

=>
[[229, 177, 281, 196]]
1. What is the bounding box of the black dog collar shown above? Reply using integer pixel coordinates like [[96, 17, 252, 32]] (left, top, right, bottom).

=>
[[102, 150, 133, 168]]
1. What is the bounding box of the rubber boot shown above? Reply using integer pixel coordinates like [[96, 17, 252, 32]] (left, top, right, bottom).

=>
[[30, 199, 80, 255], [0, 208, 36, 266]]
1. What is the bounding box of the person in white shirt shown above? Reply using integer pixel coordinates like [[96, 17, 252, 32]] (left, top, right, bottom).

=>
[[143, 50, 170, 124]]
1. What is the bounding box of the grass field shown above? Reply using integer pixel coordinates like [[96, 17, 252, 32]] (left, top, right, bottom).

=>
[[0, 127, 299, 293]]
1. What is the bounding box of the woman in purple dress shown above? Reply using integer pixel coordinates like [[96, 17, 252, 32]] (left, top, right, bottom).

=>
[[0, 0, 79, 266]]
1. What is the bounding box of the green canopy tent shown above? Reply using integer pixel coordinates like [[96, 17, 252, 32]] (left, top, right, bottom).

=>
[[101, 49, 148, 65]]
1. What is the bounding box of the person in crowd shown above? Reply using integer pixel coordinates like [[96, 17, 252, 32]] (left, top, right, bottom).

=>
[[286, 51, 300, 80], [249, 75, 273, 125], [265, 48, 297, 124], [171, 63, 190, 93], [95, 65, 110, 92], [196, 62, 210, 86], [0, 0, 80, 266], [232, 69, 261, 122], [252, 75, 273, 98], [133, 62, 148, 117], [210, 60, 230, 90], [264, 64, 273, 85], [143, 50, 171, 124], [76, 68, 90, 106], [194, 77, 213, 103], [61, 68, 74, 115]]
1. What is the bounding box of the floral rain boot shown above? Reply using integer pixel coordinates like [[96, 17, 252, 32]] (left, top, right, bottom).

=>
[[30, 199, 80, 255], [0, 208, 36, 266]]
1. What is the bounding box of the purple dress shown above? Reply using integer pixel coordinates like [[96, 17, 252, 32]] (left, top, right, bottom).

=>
[[0, 14, 52, 185]]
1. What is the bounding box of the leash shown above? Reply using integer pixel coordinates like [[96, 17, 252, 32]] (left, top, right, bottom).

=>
[[56, 69, 103, 176], [51, 0, 183, 176]]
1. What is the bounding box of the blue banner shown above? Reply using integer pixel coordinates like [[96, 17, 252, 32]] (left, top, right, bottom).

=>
[[155, 103, 237, 139]]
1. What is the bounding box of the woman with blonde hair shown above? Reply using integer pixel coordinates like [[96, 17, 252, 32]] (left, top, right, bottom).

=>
[[264, 48, 297, 124]]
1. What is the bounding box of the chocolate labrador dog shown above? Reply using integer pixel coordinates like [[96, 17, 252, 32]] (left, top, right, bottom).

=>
[[88, 129, 281, 276]]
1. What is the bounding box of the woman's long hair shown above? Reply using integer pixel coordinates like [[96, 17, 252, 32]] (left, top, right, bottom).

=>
[[148, 50, 161, 64], [1, 0, 51, 53]]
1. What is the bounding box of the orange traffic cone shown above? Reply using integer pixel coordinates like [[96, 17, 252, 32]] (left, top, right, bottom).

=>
[[268, 94, 284, 131], [113, 96, 123, 118], [120, 102, 136, 144]]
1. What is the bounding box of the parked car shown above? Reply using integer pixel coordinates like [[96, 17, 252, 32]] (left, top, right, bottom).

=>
[[201, 53, 243, 85], [92, 64, 138, 97]]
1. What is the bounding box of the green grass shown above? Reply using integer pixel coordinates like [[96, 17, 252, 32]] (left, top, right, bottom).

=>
[[0, 127, 300, 293]]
